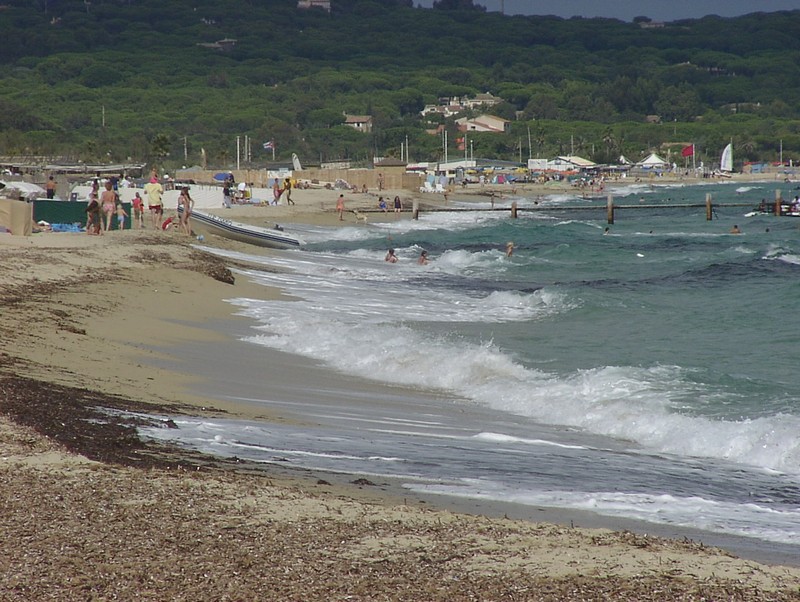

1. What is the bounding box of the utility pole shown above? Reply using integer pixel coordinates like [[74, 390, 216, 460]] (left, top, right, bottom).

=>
[[527, 126, 532, 160]]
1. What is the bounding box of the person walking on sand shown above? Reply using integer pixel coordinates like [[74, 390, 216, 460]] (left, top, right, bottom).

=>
[[178, 187, 194, 235], [100, 181, 116, 232], [223, 180, 232, 209], [272, 180, 281, 205], [283, 177, 295, 205], [45, 175, 57, 199], [115, 202, 128, 230], [132, 192, 145, 229], [336, 194, 345, 220], [144, 175, 164, 230]]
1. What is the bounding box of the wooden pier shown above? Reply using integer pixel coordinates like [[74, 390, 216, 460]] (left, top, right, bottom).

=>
[[406, 191, 784, 223]]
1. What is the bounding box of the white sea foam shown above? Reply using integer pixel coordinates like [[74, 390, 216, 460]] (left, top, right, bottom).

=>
[[472, 432, 586, 450], [405, 480, 800, 545], [221, 247, 800, 477]]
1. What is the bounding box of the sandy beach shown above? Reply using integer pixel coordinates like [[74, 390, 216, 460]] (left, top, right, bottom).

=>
[[2, 182, 800, 600]]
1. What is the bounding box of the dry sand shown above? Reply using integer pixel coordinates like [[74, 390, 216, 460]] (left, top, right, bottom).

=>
[[1, 183, 800, 600]]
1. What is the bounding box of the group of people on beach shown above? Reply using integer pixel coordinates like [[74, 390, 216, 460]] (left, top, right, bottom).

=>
[[376, 196, 403, 213], [336, 193, 404, 221], [84, 172, 193, 236], [84, 180, 128, 235]]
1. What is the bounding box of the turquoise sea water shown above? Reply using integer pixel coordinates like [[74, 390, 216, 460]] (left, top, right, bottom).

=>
[[142, 179, 800, 550]]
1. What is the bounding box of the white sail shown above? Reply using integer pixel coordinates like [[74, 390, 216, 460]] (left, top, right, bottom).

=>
[[720, 143, 733, 172]]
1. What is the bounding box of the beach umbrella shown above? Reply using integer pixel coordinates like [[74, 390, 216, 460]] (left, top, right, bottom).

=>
[[213, 172, 228, 181]]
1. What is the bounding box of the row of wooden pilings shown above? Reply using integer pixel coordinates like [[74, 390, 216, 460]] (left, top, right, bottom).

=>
[[409, 191, 786, 223]]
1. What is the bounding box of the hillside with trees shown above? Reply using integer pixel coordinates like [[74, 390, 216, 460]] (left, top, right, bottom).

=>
[[1, 0, 800, 170]]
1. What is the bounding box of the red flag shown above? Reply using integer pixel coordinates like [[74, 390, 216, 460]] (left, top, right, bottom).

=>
[[681, 144, 694, 157]]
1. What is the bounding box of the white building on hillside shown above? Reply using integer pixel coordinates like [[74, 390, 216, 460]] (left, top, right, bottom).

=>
[[297, 0, 331, 11], [455, 114, 509, 133]]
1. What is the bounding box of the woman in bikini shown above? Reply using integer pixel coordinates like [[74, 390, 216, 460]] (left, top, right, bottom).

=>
[[100, 181, 116, 232], [177, 187, 194, 236]]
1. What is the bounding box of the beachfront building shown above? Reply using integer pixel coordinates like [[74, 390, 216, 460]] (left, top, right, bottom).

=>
[[343, 114, 373, 133], [528, 155, 596, 174], [455, 114, 509, 134]]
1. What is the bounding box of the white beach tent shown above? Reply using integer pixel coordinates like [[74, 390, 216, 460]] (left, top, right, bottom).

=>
[[636, 153, 670, 169]]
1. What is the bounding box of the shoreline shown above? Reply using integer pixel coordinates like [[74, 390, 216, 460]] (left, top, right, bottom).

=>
[[148, 319, 800, 569], [2, 216, 800, 597]]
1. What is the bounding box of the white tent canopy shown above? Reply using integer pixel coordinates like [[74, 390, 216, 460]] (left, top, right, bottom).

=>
[[636, 153, 669, 168]]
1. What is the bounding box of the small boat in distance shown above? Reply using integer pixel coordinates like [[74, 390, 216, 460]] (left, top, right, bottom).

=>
[[181, 207, 305, 249]]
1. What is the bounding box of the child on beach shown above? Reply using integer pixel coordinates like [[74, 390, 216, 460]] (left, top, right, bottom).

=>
[[85, 194, 101, 235], [132, 192, 145, 228], [116, 203, 128, 230]]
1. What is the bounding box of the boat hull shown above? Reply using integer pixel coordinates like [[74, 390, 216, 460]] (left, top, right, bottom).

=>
[[185, 209, 304, 249]]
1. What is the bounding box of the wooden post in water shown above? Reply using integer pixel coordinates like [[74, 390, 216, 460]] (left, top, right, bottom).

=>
[[412, 199, 419, 220], [606, 195, 614, 224], [511, 201, 518, 218], [775, 189, 783, 216], [705, 193, 713, 220]]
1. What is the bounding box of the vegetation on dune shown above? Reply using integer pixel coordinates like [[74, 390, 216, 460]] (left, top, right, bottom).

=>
[[1, 0, 800, 169]]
